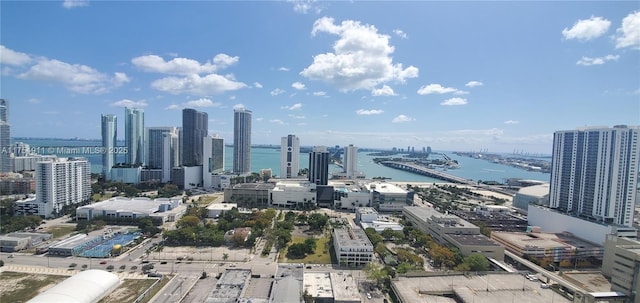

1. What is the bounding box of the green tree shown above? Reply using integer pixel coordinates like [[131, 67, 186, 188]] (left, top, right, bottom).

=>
[[176, 215, 200, 229], [286, 243, 308, 259], [397, 262, 413, 274], [303, 238, 317, 254], [223, 253, 229, 261], [463, 253, 489, 271], [307, 213, 329, 231], [364, 228, 384, 246]]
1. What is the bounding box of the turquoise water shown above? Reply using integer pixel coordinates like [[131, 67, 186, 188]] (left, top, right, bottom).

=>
[[17, 139, 550, 183]]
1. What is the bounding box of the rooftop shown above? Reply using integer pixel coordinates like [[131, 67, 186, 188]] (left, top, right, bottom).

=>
[[77, 197, 180, 215], [448, 234, 501, 246], [304, 272, 333, 299], [356, 207, 377, 215], [49, 234, 89, 250], [365, 181, 407, 194], [330, 272, 360, 302], [333, 226, 373, 249], [206, 203, 237, 211], [518, 184, 550, 197], [232, 183, 275, 190]]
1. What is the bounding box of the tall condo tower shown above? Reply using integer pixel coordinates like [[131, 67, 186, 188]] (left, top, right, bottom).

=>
[[343, 144, 358, 179], [0, 99, 11, 172], [182, 108, 208, 166], [308, 146, 329, 185], [124, 107, 144, 165], [280, 134, 300, 178], [549, 125, 640, 227], [101, 114, 117, 178], [233, 108, 252, 174], [203, 135, 225, 188], [146, 127, 175, 169], [36, 157, 91, 217], [162, 129, 179, 183]]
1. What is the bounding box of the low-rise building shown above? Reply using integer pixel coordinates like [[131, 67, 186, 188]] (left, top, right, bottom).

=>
[[355, 207, 404, 233], [270, 180, 317, 208], [332, 223, 373, 267], [602, 235, 640, 303], [0, 232, 53, 252], [331, 181, 370, 210], [76, 197, 183, 223], [205, 269, 251, 303], [513, 183, 550, 211], [270, 264, 304, 303], [330, 272, 360, 303], [224, 183, 273, 207], [403, 206, 504, 260], [366, 181, 413, 212], [303, 272, 334, 303], [491, 231, 603, 268]]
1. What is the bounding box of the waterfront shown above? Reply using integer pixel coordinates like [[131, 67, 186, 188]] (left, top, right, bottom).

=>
[[16, 139, 550, 183]]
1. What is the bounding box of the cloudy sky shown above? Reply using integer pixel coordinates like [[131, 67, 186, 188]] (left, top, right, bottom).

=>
[[1, 1, 638, 153]]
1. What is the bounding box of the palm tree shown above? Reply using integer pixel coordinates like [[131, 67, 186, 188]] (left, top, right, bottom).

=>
[[223, 253, 229, 261]]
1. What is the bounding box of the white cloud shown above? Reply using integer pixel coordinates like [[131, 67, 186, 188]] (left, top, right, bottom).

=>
[[562, 16, 611, 41], [151, 74, 246, 95], [62, 0, 88, 9], [254, 82, 263, 88], [255, 117, 264, 122], [111, 99, 148, 108], [288, 114, 306, 119], [132, 55, 218, 75], [27, 98, 40, 104], [313, 91, 327, 96], [165, 104, 181, 110], [393, 29, 408, 39], [292, 82, 306, 90], [616, 11, 640, 49], [576, 54, 620, 66], [371, 85, 396, 96], [270, 88, 286, 96], [281, 103, 303, 110], [417, 83, 459, 95], [183, 98, 222, 108], [0, 45, 32, 66], [465, 81, 483, 88], [233, 104, 246, 110], [504, 120, 520, 124], [289, 0, 322, 14], [212, 53, 239, 69], [356, 109, 384, 115], [269, 119, 286, 125], [278, 67, 290, 72], [392, 115, 415, 123], [18, 58, 128, 94], [441, 97, 468, 106], [301, 17, 419, 92]]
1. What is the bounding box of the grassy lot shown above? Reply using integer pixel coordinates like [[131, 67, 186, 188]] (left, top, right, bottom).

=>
[[49, 225, 77, 239], [191, 194, 220, 206], [99, 278, 161, 303], [0, 271, 67, 302], [279, 236, 331, 264], [92, 193, 113, 201]]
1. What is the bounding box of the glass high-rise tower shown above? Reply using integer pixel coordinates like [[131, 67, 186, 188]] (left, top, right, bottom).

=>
[[124, 107, 144, 165], [309, 146, 329, 185], [233, 108, 252, 174], [0, 99, 11, 173], [280, 134, 300, 178], [549, 125, 640, 227], [101, 114, 117, 178], [182, 108, 208, 166]]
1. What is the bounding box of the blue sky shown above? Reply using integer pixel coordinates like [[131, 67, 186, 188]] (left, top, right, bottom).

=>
[[1, 1, 638, 154]]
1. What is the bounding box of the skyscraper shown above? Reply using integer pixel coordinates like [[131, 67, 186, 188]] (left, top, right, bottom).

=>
[[146, 127, 175, 169], [280, 134, 300, 178], [37, 158, 90, 217], [549, 125, 640, 227], [0, 99, 11, 173], [124, 107, 144, 165], [343, 144, 358, 179], [101, 114, 117, 178], [203, 135, 225, 188], [233, 108, 252, 174], [182, 108, 208, 166], [309, 146, 329, 185], [162, 129, 179, 183]]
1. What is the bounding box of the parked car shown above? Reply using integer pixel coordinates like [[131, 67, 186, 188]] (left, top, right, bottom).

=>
[[99, 261, 107, 265]]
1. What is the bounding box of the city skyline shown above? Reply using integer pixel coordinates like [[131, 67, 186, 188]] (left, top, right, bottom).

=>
[[1, 2, 639, 154]]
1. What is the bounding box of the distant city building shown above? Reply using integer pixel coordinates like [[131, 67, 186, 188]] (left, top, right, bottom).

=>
[[308, 146, 329, 185], [109, 166, 141, 183], [162, 129, 179, 183], [331, 181, 371, 210], [124, 107, 144, 165], [15, 157, 90, 218], [343, 144, 358, 178], [355, 207, 404, 233], [101, 114, 117, 178], [280, 134, 300, 178], [549, 125, 639, 227], [12, 155, 56, 172], [203, 135, 225, 188], [76, 197, 183, 223], [181, 108, 208, 166], [270, 180, 317, 208], [171, 165, 203, 190], [233, 108, 252, 174], [366, 181, 413, 212], [223, 183, 273, 208], [205, 203, 237, 218], [0, 99, 11, 172], [513, 183, 550, 211], [145, 127, 174, 169]]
